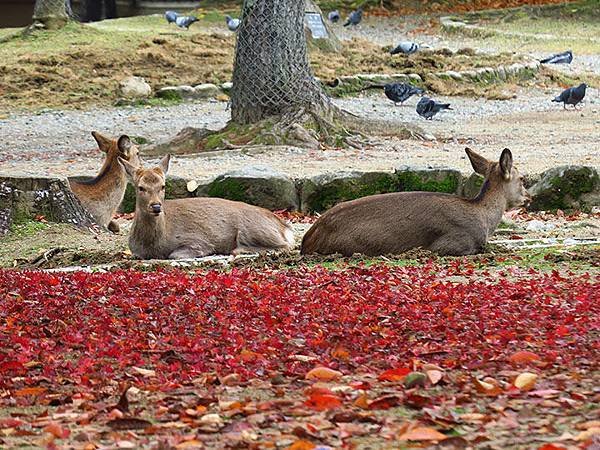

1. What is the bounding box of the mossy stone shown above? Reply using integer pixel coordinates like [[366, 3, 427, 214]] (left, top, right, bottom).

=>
[[206, 167, 298, 211], [529, 166, 600, 211], [395, 167, 462, 194]]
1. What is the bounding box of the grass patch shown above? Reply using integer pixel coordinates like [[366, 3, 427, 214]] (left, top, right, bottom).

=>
[[0, 12, 532, 113], [8, 220, 49, 238]]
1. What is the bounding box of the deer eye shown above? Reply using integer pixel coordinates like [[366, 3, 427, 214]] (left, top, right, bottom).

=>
[[161, 185, 165, 191], [139, 186, 146, 192]]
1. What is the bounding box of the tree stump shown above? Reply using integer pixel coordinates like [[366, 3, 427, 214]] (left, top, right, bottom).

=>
[[0, 177, 99, 236]]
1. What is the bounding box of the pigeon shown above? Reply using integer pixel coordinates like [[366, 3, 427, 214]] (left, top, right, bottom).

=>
[[165, 11, 178, 24], [390, 41, 419, 55], [540, 50, 573, 64], [226, 15, 240, 31], [552, 83, 587, 109], [344, 7, 363, 27], [328, 10, 340, 23], [175, 15, 199, 30], [416, 96, 452, 120], [384, 83, 424, 105]]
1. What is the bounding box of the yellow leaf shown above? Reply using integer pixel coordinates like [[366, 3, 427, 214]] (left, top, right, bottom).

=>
[[399, 426, 447, 441], [13, 387, 47, 397], [353, 393, 370, 409], [514, 372, 538, 391], [175, 440, 204, 448], [474, 377, 503, 396], [305, 366, 342, 381], [426, 369, 443, 385], [576, 427, 600, 441]]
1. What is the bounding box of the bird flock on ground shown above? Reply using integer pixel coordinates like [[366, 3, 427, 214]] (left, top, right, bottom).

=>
[[164, 7, 588, 118]]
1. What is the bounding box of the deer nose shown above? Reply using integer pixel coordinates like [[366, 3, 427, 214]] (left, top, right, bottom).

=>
[[150, 203, 162, 214]]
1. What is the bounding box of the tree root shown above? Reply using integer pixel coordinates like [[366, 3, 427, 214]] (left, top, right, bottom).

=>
[[141, 104, 429, 157]]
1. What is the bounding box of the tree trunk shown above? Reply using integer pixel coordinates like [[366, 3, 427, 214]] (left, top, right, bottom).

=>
[[82, 0, 102, 22], [231, 0, 330, 125], [33, 0, 70, 29], [105, 0, 117, 19], [0, 176, 99, 236]]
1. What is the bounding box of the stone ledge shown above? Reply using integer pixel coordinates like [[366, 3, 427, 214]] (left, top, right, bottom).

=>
[[4, 166, 598, 227]]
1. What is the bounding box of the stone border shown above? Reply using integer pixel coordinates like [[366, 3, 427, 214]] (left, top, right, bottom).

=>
[[120, 164, 599, 215], [3, 165, 598, 231]]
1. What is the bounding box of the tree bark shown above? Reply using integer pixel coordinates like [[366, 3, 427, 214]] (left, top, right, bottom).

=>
[[82, 0, 102, 22], [33, 0, 70, 29], [231, 0, 330, 125]]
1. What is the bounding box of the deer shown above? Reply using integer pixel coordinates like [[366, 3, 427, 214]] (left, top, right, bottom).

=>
[[301, 147, 531, 257], [119, 154, 295, 259], [70, 132, 141, 233]]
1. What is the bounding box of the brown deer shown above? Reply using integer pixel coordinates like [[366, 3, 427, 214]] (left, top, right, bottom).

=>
[[119, 155, 295, 259], [301, 148, 531, 257], [70, 132, 141, 233]]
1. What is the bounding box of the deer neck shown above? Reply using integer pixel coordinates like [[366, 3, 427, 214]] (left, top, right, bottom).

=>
[[89, 155, 127, 191], [472, 180, 507, 233]]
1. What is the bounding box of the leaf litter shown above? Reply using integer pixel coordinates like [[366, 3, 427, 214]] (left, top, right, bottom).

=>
[[0, 262, 597, 448]]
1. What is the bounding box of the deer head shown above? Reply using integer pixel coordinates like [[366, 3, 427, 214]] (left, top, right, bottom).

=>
[[465, 147, 530, 209], [120, 155, 171, 216], [92, 131, 141, 168]]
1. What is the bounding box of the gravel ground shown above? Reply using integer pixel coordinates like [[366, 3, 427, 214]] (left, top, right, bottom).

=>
[[1, 87, 598, 182], [1, 15, 599, 182]]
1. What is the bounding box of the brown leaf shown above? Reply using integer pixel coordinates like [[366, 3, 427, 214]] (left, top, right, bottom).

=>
[[287, 440, 316, 450], [13, 387, 47, 397], [473, 377, 503, 396], [306, 367, 342, 381], [426, 369, 443, 385], [398, 426, 447, 441], [107, 418, 152, 430], [509, 351, 541, 365], [368, 395, 401, 410], [115, 386, 130, 413], [43, 422, 70, 439]]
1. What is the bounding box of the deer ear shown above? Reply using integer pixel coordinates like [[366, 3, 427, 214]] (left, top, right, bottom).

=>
[[499, 148, 513, 180], [118, 157, 138, 181], [117, 135, 132, 156], [158, 154, 171, 175], [92, 131, 112, 153], [465, 147, 491, 176]]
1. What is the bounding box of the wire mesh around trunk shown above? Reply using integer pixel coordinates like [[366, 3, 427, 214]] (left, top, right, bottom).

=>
[[231, 0, 327, 124]]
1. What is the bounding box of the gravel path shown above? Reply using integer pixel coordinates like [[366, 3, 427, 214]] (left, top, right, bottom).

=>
[[1, 87, 598, 182]]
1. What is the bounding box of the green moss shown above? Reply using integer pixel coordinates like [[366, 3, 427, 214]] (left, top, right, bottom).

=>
[[120, 183, 136, 213], [8, 220, 49, 237], [131, 136, 150, 145], [207, 177, 247, 202], [155, 89, 183, 102], [305, 173, 399, 212], [531, 167, 599, 211], [396, 170, 460, 194]]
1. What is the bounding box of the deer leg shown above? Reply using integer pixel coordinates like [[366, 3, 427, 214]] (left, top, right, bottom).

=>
[[107, 220, 120, 234], [429, 234, 482, 256]]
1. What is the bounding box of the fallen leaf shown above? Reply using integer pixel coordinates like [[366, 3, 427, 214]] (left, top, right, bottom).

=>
[[426, 369, 443, 385], [331, 345, 350, 361], [132, 367, 156, 377], [175, 440, 204, 449], [368, 395, 401, 410], [575, 427, 600, 441], [509, 351, 541, 365], [514, 372, 538, 391], [354, 393, 370, 409], [399, 426, 447, 441], [305, 393, 342, 411], [404, 372, 427, 388], [43, 422, 70, 439], [14, 387, 47, 397], [538, 445, 567, 450], [287, 440, 316, 450], [378, 367, 411, 382], [474, 378, 503, 396], [107, 418, 152, 430], [306, 367, 342, 381]]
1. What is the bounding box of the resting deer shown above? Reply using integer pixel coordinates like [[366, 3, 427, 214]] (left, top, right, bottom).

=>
[[70, 132, 140, 233], [119, 155, 295, 259], [301, 148, 531, 256]]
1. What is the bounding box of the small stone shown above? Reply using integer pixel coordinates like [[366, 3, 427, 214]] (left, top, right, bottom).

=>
[[404, 371, 427, 388], [119, 76, 152, 99], [193, 83, 221, 99]]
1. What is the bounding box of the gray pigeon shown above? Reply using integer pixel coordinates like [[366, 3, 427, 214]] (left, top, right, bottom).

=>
[[552, 83, 587, 109], [384, 83, 424, 105], [416, 96, 452, 120], [344, 7, 363, 27], [390, 41, 419, 55], [165, 11, 178, 24], [175, 15, 198, 30], [540, 50, 573, 64], [328, 10, 340, 23], [226, 15, 240, 31]]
